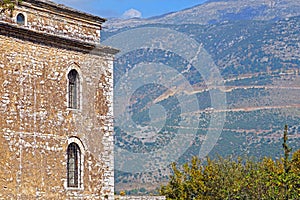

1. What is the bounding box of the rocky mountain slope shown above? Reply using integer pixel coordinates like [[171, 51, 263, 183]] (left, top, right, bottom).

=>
[[102, 0, 300, 194], [105, 0, 300, 30]]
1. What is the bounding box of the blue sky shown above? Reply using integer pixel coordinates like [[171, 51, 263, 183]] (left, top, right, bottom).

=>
[[53, 0, 208, 19]]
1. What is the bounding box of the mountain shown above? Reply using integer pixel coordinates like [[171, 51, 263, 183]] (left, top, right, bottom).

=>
[[105, 0, 300, 30], [101, 0, 300, 194]]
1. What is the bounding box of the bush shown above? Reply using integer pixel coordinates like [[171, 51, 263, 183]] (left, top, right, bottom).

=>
[[160, 125, 300, 199]]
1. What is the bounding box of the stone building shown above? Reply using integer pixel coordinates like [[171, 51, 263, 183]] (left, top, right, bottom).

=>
[[0, 0, 118, 199]]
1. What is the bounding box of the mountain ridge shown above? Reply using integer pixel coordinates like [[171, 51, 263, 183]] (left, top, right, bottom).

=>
[[105, 0, 300, 31]]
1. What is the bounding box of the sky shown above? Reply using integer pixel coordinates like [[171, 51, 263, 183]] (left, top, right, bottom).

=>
[[53, 0, 208, 19]]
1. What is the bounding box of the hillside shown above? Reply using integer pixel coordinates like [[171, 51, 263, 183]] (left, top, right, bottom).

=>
[[102, 0, 300, 193], [105, 0, 300, 30]]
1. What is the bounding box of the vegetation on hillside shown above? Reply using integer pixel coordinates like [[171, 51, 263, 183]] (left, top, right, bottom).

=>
[[160, 125, 300, 199]]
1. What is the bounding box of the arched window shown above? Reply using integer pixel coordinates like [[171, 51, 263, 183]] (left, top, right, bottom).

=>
[[16, 13, 25, 25], [68, 69, 79, 109], [67, 143, 81, 187]]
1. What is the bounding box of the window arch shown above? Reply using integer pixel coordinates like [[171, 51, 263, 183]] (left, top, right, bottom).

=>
[[16, 13, 25, 25], [68, 69, 80, 109], [67, 142, 81, 188]]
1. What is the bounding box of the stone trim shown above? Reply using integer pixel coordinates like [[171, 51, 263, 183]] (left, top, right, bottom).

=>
[[15, 12, 28, 26], [64, 136, 85, 191], [0, 22, 119, 56]]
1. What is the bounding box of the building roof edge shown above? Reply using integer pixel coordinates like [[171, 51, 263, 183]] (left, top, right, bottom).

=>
[[23, 0, 107, 25], [0, 21, 120, 56]]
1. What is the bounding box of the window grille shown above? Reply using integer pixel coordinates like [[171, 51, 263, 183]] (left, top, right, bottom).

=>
[[68, 69, 79, 109], [67, 143, 81, 187]]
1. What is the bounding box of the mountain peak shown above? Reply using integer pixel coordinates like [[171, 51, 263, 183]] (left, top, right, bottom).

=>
[[106, 0, 300, 31]]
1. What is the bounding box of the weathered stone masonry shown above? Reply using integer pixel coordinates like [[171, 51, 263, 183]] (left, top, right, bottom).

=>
[[0, 0, 118, 199], [2, 0, 104, 43]]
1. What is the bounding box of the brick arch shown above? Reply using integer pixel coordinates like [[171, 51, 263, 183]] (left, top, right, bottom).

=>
[[67, 136, 85, 154]]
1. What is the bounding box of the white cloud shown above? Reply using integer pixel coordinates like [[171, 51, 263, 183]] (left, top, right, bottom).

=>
[[122, 8, 142, 19]]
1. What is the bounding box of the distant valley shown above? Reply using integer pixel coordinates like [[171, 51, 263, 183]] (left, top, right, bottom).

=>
[[102, 0, 300, 193]]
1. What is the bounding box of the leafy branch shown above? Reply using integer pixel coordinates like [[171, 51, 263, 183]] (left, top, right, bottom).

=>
[[0, 0, 22, 14]]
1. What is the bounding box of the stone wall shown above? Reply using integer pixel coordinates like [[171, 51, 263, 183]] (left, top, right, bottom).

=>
[[1, 0, 104, 44], [0, 21, 117, 199]]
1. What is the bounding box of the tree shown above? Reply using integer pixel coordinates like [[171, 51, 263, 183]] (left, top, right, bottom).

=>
[[160, 125, 300, 199], [282, 125, 292, 174], [292, 149, 300, 173], [0, 0, 22, 13], [291, 149, 300, 196], [160, 157, 205, 200]]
